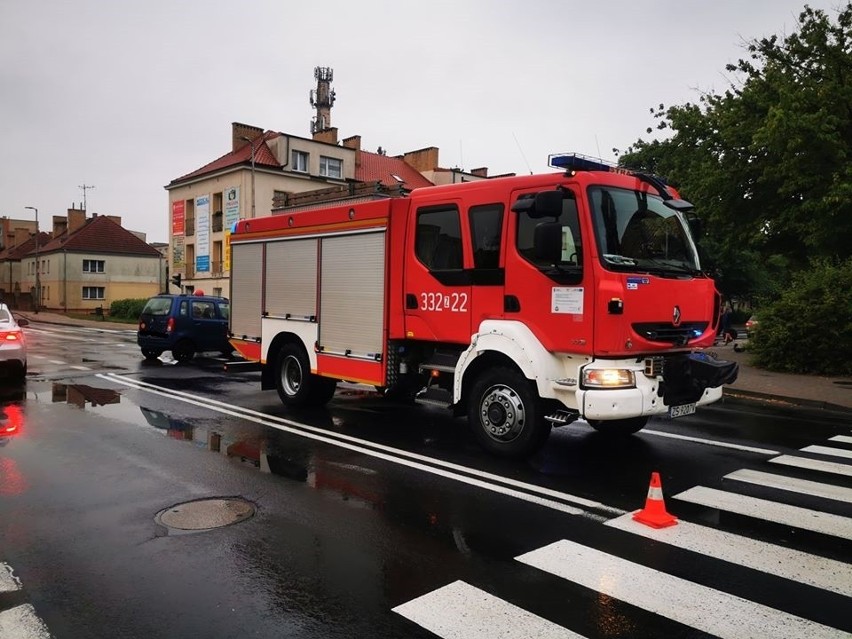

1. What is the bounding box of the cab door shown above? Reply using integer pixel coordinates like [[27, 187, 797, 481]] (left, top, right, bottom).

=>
[[403, 200, 472, 344]]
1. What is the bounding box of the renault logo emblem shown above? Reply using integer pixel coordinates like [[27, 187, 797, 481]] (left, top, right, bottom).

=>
[[672, 305, 682, 327]]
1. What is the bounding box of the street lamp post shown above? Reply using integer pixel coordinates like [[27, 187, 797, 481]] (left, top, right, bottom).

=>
[[24, 206, 39, 314], [239, 135, 257, 219]]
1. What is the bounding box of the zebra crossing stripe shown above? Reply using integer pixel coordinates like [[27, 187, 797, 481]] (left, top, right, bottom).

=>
[[393, 580, 585, 639], [769, 455, 852, 478], [724, 468, 852, 503], [801, 445, 852, 460], [674, 486, 852, 540], [0, 562, 20, 592], [517, 539, 847, 639], [605, 512, 852, 597], [0, 604, 52, 638], [829, 435, 852, 444]]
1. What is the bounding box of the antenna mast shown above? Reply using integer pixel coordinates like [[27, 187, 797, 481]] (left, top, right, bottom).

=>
[[309, 66, 336, 134], [78, 184, 96, 211]]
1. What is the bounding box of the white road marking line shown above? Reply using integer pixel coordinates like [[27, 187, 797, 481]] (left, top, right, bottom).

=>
[[98, 374, 606, 518], [30, 355, 45, 360], [674, 486, 852, 540], [48, 360, 66, 365], [69, 365, 91, 371], [641, 429, 779, 455], [393, 580, 584, 639], [829, 435, 852, 444], [0, 604, 52, 639], [801, 445, 852, 460], [605, 512, 852, 597], [724, 468, 852, 503], [517, 539, 848, 639], [0, 562, 21, 592], [770, 455, 852, 477]]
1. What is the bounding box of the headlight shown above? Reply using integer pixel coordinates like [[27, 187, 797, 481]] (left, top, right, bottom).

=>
[[582, 368, 635, 389]]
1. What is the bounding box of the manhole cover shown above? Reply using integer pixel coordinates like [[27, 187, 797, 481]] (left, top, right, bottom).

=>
[[155, 497, 255, 533]]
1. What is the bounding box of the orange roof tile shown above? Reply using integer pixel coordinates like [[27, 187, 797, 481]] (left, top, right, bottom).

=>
[[355, 151, 433, 190], [170, 131, 282, 185]]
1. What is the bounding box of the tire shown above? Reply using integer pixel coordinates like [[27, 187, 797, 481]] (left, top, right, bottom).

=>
[[274, 343, 336, 408], [141, 348, 162, 360], [172, 340, 195, 363], [586, 416, 648, 436], [466, 366, 550, 458]]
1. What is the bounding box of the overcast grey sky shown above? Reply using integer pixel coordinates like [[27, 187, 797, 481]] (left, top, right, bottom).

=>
[[0, 0, 841, 242]]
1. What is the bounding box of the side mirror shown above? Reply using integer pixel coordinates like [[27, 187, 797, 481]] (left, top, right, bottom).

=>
[[511, 190, 563, 218], [17, 318, 29, 327], [685, 212, 703, 238]]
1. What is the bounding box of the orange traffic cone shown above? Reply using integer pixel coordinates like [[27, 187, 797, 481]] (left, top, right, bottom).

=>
[[633, 471, 678, 528]]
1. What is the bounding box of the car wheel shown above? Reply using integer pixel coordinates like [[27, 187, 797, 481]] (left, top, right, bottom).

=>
[[274, 343, 336, 408], [586, 416, 648, 436], [141, 348, 162, 360], [172, 340, 195, 363], [467, 366, 550, 458]]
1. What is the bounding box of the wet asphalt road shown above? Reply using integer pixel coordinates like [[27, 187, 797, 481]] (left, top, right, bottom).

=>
[[0, 323, 850, 638]]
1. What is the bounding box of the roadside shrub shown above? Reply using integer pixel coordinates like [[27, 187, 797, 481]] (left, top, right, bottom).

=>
[[750, 260, 852, 375], [110, 298, 148, 319]]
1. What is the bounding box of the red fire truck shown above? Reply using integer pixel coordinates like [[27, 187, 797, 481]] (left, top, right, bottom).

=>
[[228, 153, 738, 457]]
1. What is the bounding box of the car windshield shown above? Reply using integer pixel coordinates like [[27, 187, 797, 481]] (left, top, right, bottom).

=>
[[588, 186, 700, 275]]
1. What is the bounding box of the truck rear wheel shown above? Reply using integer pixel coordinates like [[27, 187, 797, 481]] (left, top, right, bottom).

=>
[[586, 416, 648, 436], [467, 366, 550, 458], [274, 343, 336, 408]]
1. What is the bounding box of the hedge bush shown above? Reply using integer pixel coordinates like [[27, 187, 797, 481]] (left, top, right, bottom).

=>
[[750, 260, 852, 375], [110, 298, 148, 319]]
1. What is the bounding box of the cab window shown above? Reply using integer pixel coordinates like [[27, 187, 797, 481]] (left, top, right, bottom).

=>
[[515, 191, 581, 267], [469, 204, 503, 269], [415, 205, 463, 270]]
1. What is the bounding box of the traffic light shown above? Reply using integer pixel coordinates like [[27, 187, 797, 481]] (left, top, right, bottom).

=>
[[170, 273, 182, 290]]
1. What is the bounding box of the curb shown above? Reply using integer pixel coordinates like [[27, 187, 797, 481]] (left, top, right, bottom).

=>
[[723, 388, 852, 415]]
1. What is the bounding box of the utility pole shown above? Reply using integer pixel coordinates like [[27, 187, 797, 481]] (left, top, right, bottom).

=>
[[78, 184, 95, 211]]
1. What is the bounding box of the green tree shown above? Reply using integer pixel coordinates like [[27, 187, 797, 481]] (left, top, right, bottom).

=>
[[617, 4, 852, 302]]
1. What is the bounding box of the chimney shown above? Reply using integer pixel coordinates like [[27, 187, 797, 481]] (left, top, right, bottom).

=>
[[106, 215, 122, 226], [402, 147, 440, 172], [342, 135, 361, 151], [67, 208, 87, 233], [52, 215, 68, 238], [232, 122, 264, 152], [471, 167, 488, 178], [312, 127, 338, 145]]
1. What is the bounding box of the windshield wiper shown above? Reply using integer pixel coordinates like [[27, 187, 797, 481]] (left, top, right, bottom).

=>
[[641, 258, 700, 275], [603, 254, 637, 266]]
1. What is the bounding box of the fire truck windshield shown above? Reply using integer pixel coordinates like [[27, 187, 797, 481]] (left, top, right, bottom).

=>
[[588, 186, 701, 275]]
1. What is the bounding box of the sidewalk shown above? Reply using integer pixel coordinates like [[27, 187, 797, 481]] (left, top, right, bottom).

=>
[[14, 310, 852, 414]]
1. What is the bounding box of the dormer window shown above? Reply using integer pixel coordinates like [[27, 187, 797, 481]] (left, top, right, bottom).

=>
[[319, 156, 342, 179], [292, 150, 309, 173]]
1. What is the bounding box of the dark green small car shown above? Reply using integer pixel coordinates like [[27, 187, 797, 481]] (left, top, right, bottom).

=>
[[137, 294, 231, 362]]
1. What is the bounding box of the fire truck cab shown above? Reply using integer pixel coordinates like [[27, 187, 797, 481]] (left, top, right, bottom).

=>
[[229, 154, 737, 457]]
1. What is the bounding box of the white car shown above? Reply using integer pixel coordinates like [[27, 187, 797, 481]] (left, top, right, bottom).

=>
[[0, 304, 28, 382]]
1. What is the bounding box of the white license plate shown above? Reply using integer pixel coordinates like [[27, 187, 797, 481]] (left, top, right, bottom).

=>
[[669, 403, 696, 418]]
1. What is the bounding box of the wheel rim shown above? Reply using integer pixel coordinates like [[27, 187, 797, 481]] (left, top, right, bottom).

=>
[[478, 383, 525, 443], [281, 355, 303, 396]]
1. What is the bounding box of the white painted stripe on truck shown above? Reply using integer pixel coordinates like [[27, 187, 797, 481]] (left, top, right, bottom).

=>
[[605, 512, 852, 597], [517, 539, 848, 639], [674, 486, 852, 540], [393, 580, 585, 639]]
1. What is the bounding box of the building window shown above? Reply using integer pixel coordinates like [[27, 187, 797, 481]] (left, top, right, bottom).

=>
[[319, 156, 342, 179], [292, 150, 309, 173], [82, 286, 105, 300], [83, 259, 105, 273]]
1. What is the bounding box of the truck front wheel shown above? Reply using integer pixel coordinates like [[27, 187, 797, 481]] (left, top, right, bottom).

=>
[[586, 416, 648, 436], [467, 367, 550, 458], [274, 343, 336, 408]]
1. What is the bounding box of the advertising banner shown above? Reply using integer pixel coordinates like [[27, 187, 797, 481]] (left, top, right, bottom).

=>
[[223, 186, 240, 272], [195, 195, 210, 273], [172, 200, 185, 235]]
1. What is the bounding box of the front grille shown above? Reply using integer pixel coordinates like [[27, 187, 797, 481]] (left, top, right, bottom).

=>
[[632, 322, 708, 345]]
